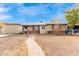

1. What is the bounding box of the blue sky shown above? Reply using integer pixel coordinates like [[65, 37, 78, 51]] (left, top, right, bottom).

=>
[[0, 3, 76, 24]]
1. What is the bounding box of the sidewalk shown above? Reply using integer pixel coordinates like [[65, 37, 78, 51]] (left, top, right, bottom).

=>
[[0, 35, 8, 37], [26, 35, 45, 56]]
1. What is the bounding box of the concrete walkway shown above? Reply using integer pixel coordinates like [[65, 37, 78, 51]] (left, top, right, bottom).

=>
[[0, 35, 8, 37], [26, 35, 45, 56]]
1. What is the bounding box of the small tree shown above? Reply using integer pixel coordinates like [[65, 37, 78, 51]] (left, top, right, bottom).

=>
[[65, 7, 79, 33], [65, 9, 77, 29]]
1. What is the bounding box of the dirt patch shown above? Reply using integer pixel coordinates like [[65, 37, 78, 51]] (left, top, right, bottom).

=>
[[0, 35, 28, 56], [35, 35, 79, 56]]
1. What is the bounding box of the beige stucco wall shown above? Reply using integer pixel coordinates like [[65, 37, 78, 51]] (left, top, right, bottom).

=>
[[40, 26, 47, 34], [46, 25, 53, 31], [60, 25, 67, 31], [40, 30, 47, 34], [46, 24, 67, 31], [4, 24, 22, 34], [1, 26, 6, 34], [0, 23, 6, 34]]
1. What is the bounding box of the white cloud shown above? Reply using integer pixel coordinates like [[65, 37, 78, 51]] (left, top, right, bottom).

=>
[[17, 4, 52, 16], [0, 3, 10, 13], [17, 4, 38, 15], [52, 3, 64, 7], [0, 4, 12, 21], [0, 14, 12, 20], [0, 7, 10, 13], [19, 7, 39, 15], [49, 12, 67, 23]]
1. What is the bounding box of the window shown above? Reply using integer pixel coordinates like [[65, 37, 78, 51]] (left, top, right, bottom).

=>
[[42, 26, 45, 29], [34, 26, 39, 30]]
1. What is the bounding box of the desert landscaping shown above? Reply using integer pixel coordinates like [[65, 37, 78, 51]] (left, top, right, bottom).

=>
[[35, 35, 79, 56], [1, 34, 79, 56], [0, 34, 28, 56]]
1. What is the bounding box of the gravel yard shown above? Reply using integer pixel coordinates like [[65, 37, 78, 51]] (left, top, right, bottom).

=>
[[35, 35, 79, 56], [1, 34, 79, 56], [0, 34, 28, 56]]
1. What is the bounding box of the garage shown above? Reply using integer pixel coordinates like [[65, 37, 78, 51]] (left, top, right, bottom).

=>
[[0, 23, 22, 34], [74, 25, 79, 32]]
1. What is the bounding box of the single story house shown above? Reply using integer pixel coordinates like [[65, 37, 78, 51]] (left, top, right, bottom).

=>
[[0, 23, 22, 34], [22, 22, 67, 34], [0, 22, 79, 34]]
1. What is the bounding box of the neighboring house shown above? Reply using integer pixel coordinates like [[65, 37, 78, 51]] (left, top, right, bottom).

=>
[[0, 23, 22, 34], [22, 22, 67, 34], [74, 24, 79, 32]]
